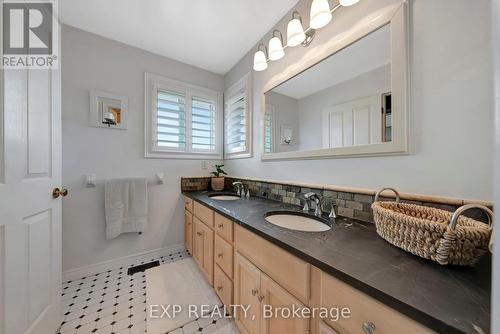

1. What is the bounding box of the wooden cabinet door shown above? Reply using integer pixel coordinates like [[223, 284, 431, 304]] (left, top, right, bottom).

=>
[[319, 321, 340, 334], [193, 217, 214, 285], [234, 253, 262, 334], [193, 218, 204, 268], [185, 210, 193, 254], [200, 221, 214, 285], [260, 273, 310, 334]]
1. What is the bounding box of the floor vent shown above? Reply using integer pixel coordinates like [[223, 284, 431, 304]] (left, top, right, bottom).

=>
[[127, 260, 160, 275]]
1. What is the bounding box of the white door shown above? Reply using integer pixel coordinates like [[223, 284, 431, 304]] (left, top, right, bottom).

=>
[[0, 64, 62, 334], [322, 95, 382, 148]]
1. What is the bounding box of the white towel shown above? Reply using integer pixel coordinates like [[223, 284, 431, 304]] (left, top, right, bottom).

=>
[[105, 177, 148, 239]]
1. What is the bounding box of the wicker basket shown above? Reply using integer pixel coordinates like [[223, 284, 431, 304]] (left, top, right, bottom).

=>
[[371, 188, 493, 266]]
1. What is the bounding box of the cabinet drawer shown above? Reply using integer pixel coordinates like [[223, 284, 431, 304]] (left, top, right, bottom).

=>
[[214, 265, 233, 307], [234, 224, 310, 305], [215, 213, 233, 242], [194, 201, 214, 228], [184, 197, 193, 213], [320, 271, 435, 334], [215, 234, 233, 278]]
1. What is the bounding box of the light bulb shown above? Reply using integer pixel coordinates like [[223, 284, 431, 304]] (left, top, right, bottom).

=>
[[287, 18, 306, 47], [339, 0, 360, 6], [268, 36, 284, 61], [310, 0, 332, 29], [253, 50, 268, 71]]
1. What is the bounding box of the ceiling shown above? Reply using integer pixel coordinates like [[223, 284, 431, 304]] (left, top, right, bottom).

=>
[[272, 24, 391, 99], [60, 0, 298, 75]]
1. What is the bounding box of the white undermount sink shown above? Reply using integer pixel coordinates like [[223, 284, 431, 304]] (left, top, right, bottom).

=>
[[208, 194, 240, 201], [265, 211, 331, 232]]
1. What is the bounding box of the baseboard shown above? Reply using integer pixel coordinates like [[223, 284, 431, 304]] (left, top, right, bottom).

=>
[[62, 243, 185, 282]]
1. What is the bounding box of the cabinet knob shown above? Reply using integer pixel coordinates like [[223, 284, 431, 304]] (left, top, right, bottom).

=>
[[258, 295, 265, 302], [217, 286, 223, 291], [218, 224, 224, 228], [217, 253, 223, 258], [196, 232, 203, 236], [251, 289, 258, 296], [362, 322, 376, 334]]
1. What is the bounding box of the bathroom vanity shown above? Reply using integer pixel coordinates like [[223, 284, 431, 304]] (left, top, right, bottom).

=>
[[182, 191, 490, 334]]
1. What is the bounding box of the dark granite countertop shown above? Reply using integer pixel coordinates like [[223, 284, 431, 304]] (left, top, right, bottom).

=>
[[183, 191, 491, 334]]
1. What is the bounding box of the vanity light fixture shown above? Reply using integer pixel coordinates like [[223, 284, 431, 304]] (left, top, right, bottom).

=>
[[310, 0, 332, 29], [253, 43, 268, 71], [253, 0, 361, 72], [287, 11, 306, 47], [269, 30, 285, 61], [339, 0, 360, 6]]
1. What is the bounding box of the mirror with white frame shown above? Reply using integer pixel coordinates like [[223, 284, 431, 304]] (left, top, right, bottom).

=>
[[262, 3, 408, 160]]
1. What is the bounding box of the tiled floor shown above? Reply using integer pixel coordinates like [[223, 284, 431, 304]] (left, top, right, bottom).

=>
[[58, 250, 236, 334]]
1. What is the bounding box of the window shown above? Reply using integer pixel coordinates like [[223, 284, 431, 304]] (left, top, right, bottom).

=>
[[264, 106, 274, 153], [145, 73, 223, 159], [224, 73, 252, 159]]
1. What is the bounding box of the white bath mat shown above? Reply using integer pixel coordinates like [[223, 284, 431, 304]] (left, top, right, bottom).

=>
[[146, 257, 222, 334]]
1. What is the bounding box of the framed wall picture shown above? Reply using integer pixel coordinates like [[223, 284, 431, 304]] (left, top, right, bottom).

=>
[[89, 90, 129, 129]]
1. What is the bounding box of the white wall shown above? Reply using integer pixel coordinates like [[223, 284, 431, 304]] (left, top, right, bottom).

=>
[[61, 25, 224, 271], [297, 65, 390, 150], [266, 91, 300, 152], [492, 0, 499, 332], [224, 0, 493, 201]]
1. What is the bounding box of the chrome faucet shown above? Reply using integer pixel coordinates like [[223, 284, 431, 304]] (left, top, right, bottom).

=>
[[304, 192, 323, 217], [232, 181, 244, 197]]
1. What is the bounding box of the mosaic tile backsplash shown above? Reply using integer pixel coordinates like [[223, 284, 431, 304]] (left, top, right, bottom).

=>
[[180, 177, 210, 191], [181, 177, 489, 223]]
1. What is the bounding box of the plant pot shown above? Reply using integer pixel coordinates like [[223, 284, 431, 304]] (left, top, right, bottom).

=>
[[211, 177, 225, 191]]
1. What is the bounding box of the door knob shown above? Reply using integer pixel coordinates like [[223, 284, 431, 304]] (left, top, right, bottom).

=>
[[52, 187, 69, 198], [251, 289, 258, 296]]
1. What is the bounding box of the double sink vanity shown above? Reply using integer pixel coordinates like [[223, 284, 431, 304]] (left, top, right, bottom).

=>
[[182, 188, 490, 334]]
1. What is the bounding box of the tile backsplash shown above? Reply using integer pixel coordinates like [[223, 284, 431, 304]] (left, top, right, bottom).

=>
[[223, 177, 377, 222], [180, 177, 210, 191], [181, 176, 491, 223]]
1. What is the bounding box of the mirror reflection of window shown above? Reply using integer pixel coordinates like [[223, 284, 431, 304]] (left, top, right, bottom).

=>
[[264, 106, 274, 153], [382, 93, 392, 142], [264, 23, 391, 153]]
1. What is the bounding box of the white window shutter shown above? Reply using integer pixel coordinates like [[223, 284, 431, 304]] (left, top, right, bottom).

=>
[[191, 96, 216, 151], [264, 109, 273, 153], [145, 72, 223, 159], [224, 73, 252, 159], [155, 89, 187, 150]]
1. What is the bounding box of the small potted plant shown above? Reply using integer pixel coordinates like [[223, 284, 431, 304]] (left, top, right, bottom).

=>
[[210, 164, 227, 191]]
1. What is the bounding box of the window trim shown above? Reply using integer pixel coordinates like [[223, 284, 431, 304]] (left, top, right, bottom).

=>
[[223, 72, 252, 159], [144, 72, 223, 159]]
